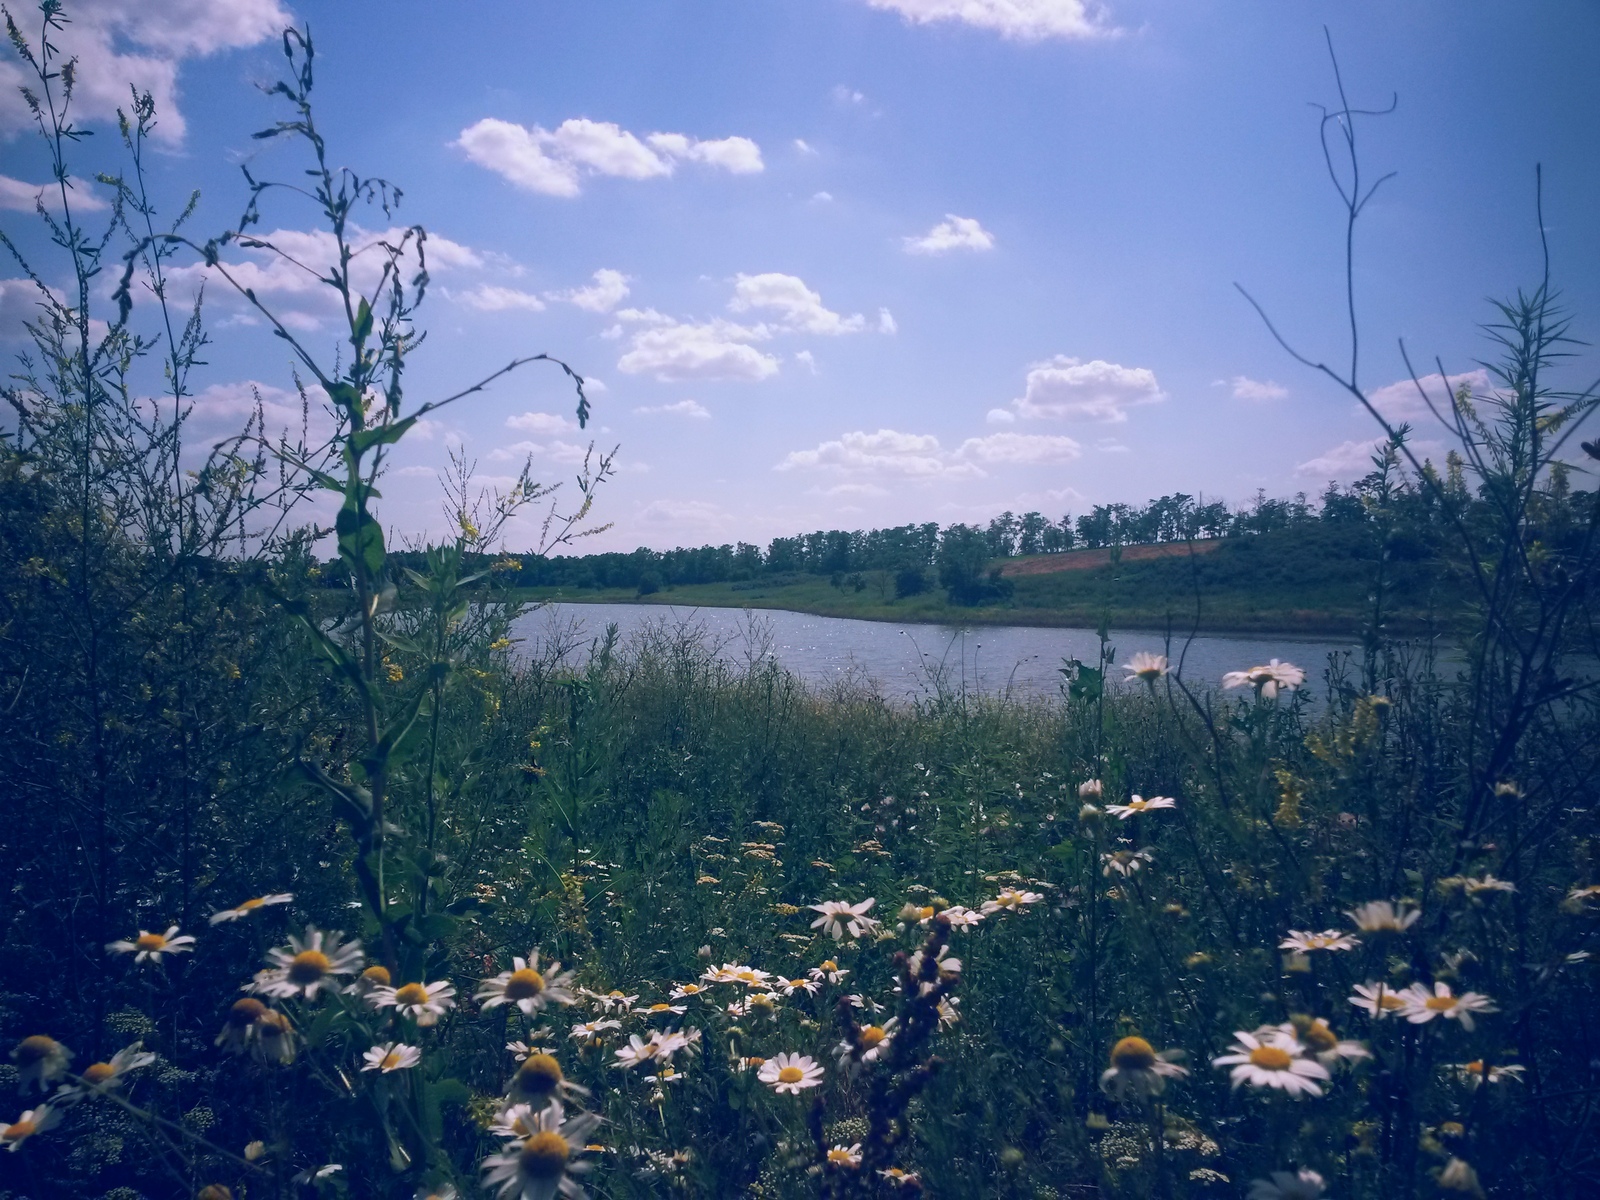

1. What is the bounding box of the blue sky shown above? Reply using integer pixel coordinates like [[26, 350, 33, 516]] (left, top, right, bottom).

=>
[[3, 0, 1598, 552]]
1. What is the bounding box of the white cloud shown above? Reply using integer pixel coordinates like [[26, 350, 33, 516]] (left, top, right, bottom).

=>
[[553, 268, 631, 313], [0, 0, 289, 143], [824, 482, 889, 498], [497, 438, 594, 465], [617, 316, 779, 382], [507, 411, 580, 435], [833, 85, 867, 105], [877, 308, 898, 335], [636, 498, 731, 529], [860, 0, 1114, 41], [956, 431, 1081, 465], [1003, 355, 1164, 423], [455, 117, 763, 197], [1296, 437, 1386, 479], [1225, 375, 1288, 401], [729, 272, 864, 335], [1368, 369, 1490, 423], [794, 350, 818, 374], [448, 284, 546, 312], [0, 173, 108, 212], [903, 214, 995, 255], [812, 190, 834, 203], [986, 407, 1016, 424], [634, 399, 710, 419], [0, 277, 50, 340], [794, 138, 818, 155]]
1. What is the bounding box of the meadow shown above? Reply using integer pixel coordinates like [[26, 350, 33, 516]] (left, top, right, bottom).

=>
[[2, 9, 1598, 1200]]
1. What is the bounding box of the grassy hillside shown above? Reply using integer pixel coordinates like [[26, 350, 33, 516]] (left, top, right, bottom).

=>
[[510, 523, 1447, 635]]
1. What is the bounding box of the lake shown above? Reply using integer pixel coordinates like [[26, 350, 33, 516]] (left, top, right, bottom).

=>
[[509, 602, 1360, 702]]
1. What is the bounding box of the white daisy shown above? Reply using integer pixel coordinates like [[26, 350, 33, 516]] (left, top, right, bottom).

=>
[[632, 1002, 687, 1018], [1212, 1029, 1330, 1097], [1397, 982, 1497, 1031], [758, 1052, 824, 1094], [1274, 1020, 1368, 1068], [668, 982, 708, 1001], [254, 928, 364, 1000], [1248, 1168, 1325, 1200], [827, 1143, 863, 1169], [1078, 779, 1104, 799], [580, 988, 639, 1012], [1346, 900, 1420, 933], [1123, 652, 1169, 683], [809, 898, 879, 941], [1348, 981, 1408, 1020], [938, 905, 985, 929], [1105, 795, 1177, 820], [370, 980, 457, 1026], [480, 1099, 600, 1200], [477, 953, 577, 1015], [1101, 849, 1154, 878], [837, 1020, 897, 1068], [10, 1037, 71, 1092], [362, 1042, 421, 1074], [568, 1020, 620, 1043], [808, 960, 849, 985], [208, 893, 294, 924], [1099, 1036, 1189, 1100], [1452, 1060, 1525, 1086], [1, 1105, 60, 1152], [776, 976, 821, 997], [880, 1166, 921, 1187], [508, 1052, 590, 1106], [66, 1043, 156, 1098], [1279, 929, 1360, 953], [106, 925, 197, 963], [1223, 659, 1305, 699], [981, 888, 1044, 914]]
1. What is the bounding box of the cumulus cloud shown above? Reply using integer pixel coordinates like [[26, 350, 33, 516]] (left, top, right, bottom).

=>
[[0, 173, 108, 212], [507, 411, 580, 435], [1222, 375, 1288, 401], [859, 0, 1114, 41], [1001, 355, 1164, 423], [1295, 437, 1387, 480], [635, 498, 731, 529], [634, 399, 710, 419], [986, 407, 1016, 425], [1368, 369, 1490, 423], [616, 315, 779, 382], [903, 214, 995, 255], [779, 428, 1079, 481], [729, 272, 866, 335], [455, 117, 763, 197], [0, 277, 50, 340], [494, 439, 594, 465], [552, 268, 631, 313], [0, 0, 289, 143], [448, 284, 546, 312]]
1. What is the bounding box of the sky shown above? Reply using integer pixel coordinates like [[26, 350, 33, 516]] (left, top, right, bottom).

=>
[[2, 0, 1598, 553]]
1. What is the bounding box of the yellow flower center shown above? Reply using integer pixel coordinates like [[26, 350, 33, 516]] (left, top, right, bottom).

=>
[[788, 979, 808, 989], [239, 898, 267, 911], [829, 1148, 856, 1164], [648, 1003, 671, 1013], [504, 969, 546, 1000], [361, 965, 392, 986], [1425, 995, 1458, 1012], [860, 1026, 886, 1047], [1303, 1023, 1338, 1052], [82, 1062, 117, 1085], [15, 1036, 58, 1064], [777, 1066, 805, 1084], [680, 984, 700, 994], [820, 961, 838, 971], [227, 998, 267, 1028], [380, 1052, 402, 1070], [517, 1053, 564, 1095], [135, 932, 167, 951], [1110, 1036, 1157, 1071], [745, 1056, 766, 1067], [1249, 1046, 1293, 1071], [287, 950, 331, 984], [259, 1012, 290, 1039], [520, 1131, 571, 1179], [1377, 992, 1405, 1011], [752, 995, 774, 1009], [4, 1120, 36, 1141], [394, 983, 430, 1006]]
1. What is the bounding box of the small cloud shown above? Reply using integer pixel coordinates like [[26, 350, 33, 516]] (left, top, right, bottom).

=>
[[986, 408, 1016, 425], [448, 284, 546, 312], [633, 399, 710, 419], [636, 498, 730, 529], [507, 410, 580, 435], [729, 272, 864, 335], [617, 316, 779, 382], [794, 138, 818, 155], [833, 84, 867, 105], [877, 308, 898, 335], [1225, 375, 1288, 401], [583, 377, 608, 394], [0, 173, 109, 213], [391, 464, 439, 478], [1002, 355, 1164, 424], [1296, 437, 1385, 479], [794, 350, 818, 374], [811, 190, 834, 203], [1095, 437, 1129, 454], [903, 214, 995, 255], [859, 0, 1116, 42], [824, 482, 889, 497], [1368, 369, 1490, 422], [550, 268, 631, 313]]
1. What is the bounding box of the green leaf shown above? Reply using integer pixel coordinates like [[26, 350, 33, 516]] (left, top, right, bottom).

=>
[[415, 913, 457, 943], [350, 415, 418, 456], [352, 296, 373, 345], [335, 499, 386, 578]]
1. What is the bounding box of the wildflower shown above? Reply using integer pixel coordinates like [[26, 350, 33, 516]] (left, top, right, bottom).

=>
[[1106, 795, 1177, 820], [507, 1041, 555, 1062], [581, 988, 639, 1012], [1079, 779, 1104, 799], [348, 964, 393, 997], [982, 887, 1043, 914], [245, 1141, 267, 1161], [880, 1166, 921, 1187], [633, 1002, 687, 1018], [726, 965, 774, 988], [809, 960, 849, 985], [1284, 1018, 1368, 1067], [1437, 1158, 1485, 1198], [839, 1020, 897, 1066], [208, 893, 293, 924], [1346, 900, 1420, 933], [481, 1100, 600, 1200], [1212, 1029, 1330, 1097], [253, 1010, 297, 1065], [827, 1143, 864, 1169], [478, 953, 577, 1015], [1247, 1169, 1325, 1200], [1567, 883, 1600, 906], [1462, 874, 1515, 895], [66, 1044, 156, 1098], [362, 1042, 421, 1074], [936, 996, 961, 1027], [777, 976, 821, 996], [1102, 849, 1153, 877], [907, 943, 961, 991], [11, 1037, 71, 1092], [1099, 1036, 1189, 1100], [568, 1020, 620, 1043], [668, 982, 707, 1000], [215, 999, 270, 1053], [509, 1053, 590, 1106], [809, 898, 879, 941], [1222, 659, 1305, 699], [938, 905, 985, 929], [416, 1186, 460, 1200], [1123, 652, 1169, 683], [1, 1106, 60, 1152], [758, 1052, 824, 1094], [1348, 982, 1407, 1019], [1279, 929, 1359, 953], [1079, 803, 1102, 822], [1453, 1060, 1525, 1086], [370, 980, 457, 1026], [254, 927, 364, 1000], [614, 1030, 696, 1070], [1397, 982, 1497, 1031], [490, 1102, 542, 1141], [106, 925, 197, 963], [292, 1165, 344, 1186]]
